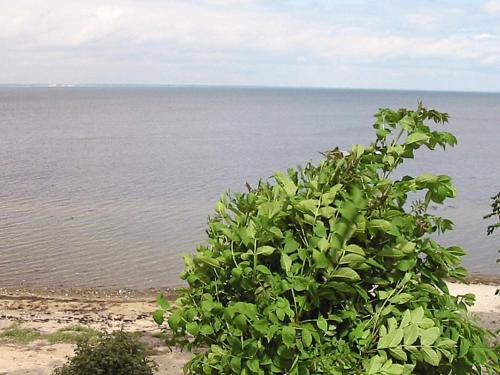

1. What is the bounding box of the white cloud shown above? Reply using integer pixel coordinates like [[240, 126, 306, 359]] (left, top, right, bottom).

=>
[[0, 0, 499, 89], [481, 0, 500, 14], [2, 1, 498, 62]]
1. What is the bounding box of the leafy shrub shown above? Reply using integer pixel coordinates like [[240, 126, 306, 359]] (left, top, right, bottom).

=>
[[52, 331, 157, 375], [156, 105, 498, 374]]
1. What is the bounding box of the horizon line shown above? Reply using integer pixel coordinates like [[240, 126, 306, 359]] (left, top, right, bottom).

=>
[[0, 83, 499, 95]]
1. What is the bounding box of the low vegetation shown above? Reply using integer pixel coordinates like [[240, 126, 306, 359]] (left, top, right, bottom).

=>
[[47, 325, 100, 344], [0, 323, 100, 345], [0, 324, 41, 344], [52, 331, 157, 375], [156, 105, 499, 374]]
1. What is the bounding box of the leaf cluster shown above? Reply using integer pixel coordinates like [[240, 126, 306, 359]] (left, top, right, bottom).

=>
[[484, 192, 500, 236], [157, 106, 498, 374]]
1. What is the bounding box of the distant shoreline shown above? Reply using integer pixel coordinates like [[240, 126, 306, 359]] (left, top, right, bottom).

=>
[[1, 84, 500, 95]]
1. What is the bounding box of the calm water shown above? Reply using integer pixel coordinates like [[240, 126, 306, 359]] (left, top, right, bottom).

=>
[[0, 87, 499, 288]]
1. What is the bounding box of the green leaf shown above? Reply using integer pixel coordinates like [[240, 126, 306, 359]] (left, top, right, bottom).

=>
[[410, 307, 424, 323], [403, 324, 419, 346], [280, 253, 292, 274], [255, 265, 272, 275], [302, 327, 313, 347], [231, 357, 242, 373], [297, 199, 319, 213], [156, 293, 170, 310], [458, 338, 470, 358], [389, 293, 413, 304], [252, 320, 269, 335], [365, 356, 384, 374], [367, 219, 392, 232], [200, 324, 214, 335], [332, 267, 360, 281], [282, 326, 296, 348], [196, 255, 220, 268], [400, 310, 411, 328], [400, 115, 415, 130], [274, 171, 297, 196], [153, 309, 164, 325], [339, 253, 365, 265], [352, 143, 365, 158], [284, 237, 300, 253], [345, 244, 365, 255], [317, 316, 328, 332], [168, 312, 183, 331], [247, 358, 260, 372], [418, 318, 435, 329], [406, 132, 429, 145], [421, 347, 441, 366], [317, 237, 330, 251], [312, 249, 330, 269], [256, 246, 275, 256], [436, 338, 456, 349], [420, 327, 440, 346], [186, 322, 199, 336], [389, 348, 408, 362], [378, 328, 403, 349], [415, 174, 438, 185], [234, 314, 248, 330], [314, 223, 327, 237]]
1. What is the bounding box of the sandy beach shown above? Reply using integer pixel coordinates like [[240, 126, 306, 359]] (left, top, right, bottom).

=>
[[0, 282, 498, 374]]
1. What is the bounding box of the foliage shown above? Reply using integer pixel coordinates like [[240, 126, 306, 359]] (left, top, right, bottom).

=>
[[52, 331, 157, 375], [484, 191, 500, 262], [156, 105, 499, 374], [484, 192, 500, 236]]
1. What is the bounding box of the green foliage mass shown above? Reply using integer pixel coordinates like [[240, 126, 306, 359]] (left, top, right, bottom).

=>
[[52, 331, 157, 375], [156, 105, 499, 374]]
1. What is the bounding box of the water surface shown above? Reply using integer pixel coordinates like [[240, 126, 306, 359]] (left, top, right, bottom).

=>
[[0, 87, 498, 288]]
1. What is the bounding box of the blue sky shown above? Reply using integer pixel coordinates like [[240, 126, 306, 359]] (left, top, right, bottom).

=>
[[1, 0, 499, 91]]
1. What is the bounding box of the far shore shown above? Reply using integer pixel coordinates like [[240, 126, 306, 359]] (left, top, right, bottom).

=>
[[0, 278, 498, 375]]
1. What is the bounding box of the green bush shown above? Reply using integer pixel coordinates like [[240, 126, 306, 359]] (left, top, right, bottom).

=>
[[156, 105, 498, 374], [52, 331, 157, 375]]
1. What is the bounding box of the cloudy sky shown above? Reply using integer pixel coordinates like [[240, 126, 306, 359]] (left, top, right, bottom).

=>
[[1, 0, 500, 91]]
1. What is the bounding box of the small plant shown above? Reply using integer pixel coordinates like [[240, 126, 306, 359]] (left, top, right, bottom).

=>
[[156, 105, 498, 374], [47, 325, 100, 344], [52, 331, 157, 375]]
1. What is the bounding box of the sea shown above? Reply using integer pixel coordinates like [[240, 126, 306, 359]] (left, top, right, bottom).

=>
[[0, 86, 499, 289]]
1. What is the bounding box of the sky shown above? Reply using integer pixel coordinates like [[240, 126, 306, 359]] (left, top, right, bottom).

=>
[[1, 0, 500, 91]]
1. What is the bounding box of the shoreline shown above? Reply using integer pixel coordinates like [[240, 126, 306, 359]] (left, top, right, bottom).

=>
[[1, 274, 498, 301]]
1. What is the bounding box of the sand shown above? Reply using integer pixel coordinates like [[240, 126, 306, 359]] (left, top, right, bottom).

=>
[[0, 282, 498, 374]]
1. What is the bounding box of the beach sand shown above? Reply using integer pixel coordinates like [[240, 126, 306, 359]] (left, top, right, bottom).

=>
[[0, 282, 498, 374]]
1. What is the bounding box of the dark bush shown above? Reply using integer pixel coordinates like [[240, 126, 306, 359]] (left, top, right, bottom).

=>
[[52, 331, 157, 375]]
